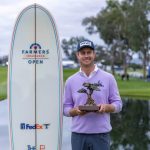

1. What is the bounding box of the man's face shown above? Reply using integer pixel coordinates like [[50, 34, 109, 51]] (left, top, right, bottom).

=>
[[76, 47, 96, 67]]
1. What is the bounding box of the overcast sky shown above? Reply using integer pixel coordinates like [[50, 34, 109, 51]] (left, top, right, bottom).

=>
[[0, 0, 107, 56]]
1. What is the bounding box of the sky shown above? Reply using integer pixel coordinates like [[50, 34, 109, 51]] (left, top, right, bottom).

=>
[[0, 0, 107, 56]]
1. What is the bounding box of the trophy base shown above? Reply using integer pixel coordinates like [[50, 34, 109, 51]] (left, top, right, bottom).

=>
[[79, 105, 99, 112]]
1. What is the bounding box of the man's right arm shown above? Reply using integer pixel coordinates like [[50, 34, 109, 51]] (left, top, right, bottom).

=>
[[63, 80, 74, 117], [63, 79, 87, 117], [69, 107, 87, 117]]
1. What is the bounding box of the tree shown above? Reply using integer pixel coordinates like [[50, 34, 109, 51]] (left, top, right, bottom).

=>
[[61, 36, 86, 62], [0, 55, 8, 65], [124, 0, 150, 78], [82, 0, 150, 78], [82, 0, 129, 75], [78, 81, 102, 106]]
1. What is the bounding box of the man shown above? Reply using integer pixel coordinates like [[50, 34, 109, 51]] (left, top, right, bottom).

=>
[[63, 40, 122, 150]]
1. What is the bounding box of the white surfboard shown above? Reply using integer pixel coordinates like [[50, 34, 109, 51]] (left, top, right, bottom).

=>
[[8, 4, 63, 150]]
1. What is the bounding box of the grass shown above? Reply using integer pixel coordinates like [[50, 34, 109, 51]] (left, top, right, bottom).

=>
[[0, 67, 150, 101], [63, 69, 150, 100], [117, 78, 150, 100], [63, 68, 78, 81], [0, 66, 7, 100]]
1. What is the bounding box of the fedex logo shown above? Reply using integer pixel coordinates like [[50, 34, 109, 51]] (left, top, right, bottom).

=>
[[27, 145, 45, 150], [20, 123, 50, 130]]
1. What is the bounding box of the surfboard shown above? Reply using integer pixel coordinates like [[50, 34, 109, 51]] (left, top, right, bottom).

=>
[[8, 4, 63, 150]]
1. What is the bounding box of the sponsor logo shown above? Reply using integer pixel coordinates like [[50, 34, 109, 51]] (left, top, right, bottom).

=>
[[80, 41, 92, 47], [20, 123, 50, 130], [30, 43, 42, 50], [27, 145, 45, 150], [21, 43, 50, 64]]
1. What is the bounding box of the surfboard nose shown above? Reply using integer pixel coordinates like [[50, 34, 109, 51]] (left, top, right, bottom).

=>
[[8, 4, 63, 150]]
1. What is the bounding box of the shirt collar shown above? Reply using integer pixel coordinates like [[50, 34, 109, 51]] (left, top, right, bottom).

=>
[[79, 64, 99, 78]]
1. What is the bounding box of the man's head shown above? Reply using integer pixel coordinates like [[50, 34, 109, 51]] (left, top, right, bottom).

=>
[[77, 40, 95, 52], [76, 40, 96, 67]]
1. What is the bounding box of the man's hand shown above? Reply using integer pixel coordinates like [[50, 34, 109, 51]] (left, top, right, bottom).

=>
[[69, 107, 87, 117], [98, 104, 115, 113]]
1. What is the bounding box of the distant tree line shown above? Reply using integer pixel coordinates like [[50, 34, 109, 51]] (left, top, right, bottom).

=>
[[0, 55, 8, 65], [61, 0, 150, 78]]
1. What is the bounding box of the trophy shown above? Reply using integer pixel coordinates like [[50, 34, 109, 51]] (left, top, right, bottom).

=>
[[78, 81, 103, 112]]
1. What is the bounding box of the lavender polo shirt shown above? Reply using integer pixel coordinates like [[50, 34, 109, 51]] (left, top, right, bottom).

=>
[[63, 67, 122, 134]]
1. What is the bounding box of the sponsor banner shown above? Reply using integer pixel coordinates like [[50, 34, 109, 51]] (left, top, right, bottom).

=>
[[21, 43, 50, 64], [20, 123, 50, 130], [27, 145, 45, 150]]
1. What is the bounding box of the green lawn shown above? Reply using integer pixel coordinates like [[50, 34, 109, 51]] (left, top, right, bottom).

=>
[[63, 69, 150, 100], [0, 67, 150, 101], [117, 78, 150, 100], [0, 66, 7, 100]]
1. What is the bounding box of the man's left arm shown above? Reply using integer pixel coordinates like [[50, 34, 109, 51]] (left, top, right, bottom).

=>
[[108, 75, 122, 113], [99, 75, 122, 113], [98, 103, 116, 113]]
